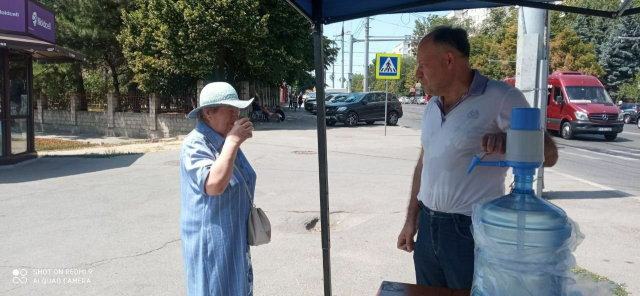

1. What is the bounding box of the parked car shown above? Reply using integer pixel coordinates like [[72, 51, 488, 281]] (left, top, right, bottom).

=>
[[619, 103, 639, 124], [303, 92, 317, 111], [505, 71, 624, 141], [324, 92, 403, 126], [312, 94, 348, 114]]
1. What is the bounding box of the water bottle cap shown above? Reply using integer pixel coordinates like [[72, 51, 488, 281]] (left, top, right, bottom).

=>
[[511, 108, 540, 130]]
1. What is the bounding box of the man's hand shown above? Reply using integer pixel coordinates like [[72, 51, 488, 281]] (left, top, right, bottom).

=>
[[227, 118, 253, 146], [481, 132, 507, 155], [397, 221, 418, 253]]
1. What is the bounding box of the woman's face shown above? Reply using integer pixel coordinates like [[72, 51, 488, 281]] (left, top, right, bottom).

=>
[[204, 106, 239, 137]]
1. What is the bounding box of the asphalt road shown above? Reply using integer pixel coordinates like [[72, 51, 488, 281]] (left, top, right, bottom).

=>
[[400, 103, 640, 197]]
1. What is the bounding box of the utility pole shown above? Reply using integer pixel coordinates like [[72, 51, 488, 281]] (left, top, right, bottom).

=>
[[363, 17, 369, 92], [348, 34, 354, 92], [341, 24, 345, 89]]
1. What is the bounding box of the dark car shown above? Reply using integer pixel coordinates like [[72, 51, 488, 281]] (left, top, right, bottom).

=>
[[619, 103, 639, 124], [324, 92, 403, 126], [312, 94, 348, 114]]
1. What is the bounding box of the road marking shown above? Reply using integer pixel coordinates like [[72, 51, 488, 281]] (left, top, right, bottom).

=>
[[609, 149, 639, 157], [547, 169, 640, 202], [559, 150, 600, 160], [621, 131, 640, 137], [572, 147, 639, 162], [547, 168, 613, 190]]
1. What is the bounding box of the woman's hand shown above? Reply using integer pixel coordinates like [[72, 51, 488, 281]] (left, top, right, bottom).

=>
[[227, 118, 254, 146]]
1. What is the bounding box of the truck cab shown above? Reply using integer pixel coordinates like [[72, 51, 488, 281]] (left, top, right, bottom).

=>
[[505, 71, 624, 141]]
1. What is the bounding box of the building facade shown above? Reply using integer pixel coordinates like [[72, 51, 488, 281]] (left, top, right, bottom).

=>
[[0, 0, 85, 165]]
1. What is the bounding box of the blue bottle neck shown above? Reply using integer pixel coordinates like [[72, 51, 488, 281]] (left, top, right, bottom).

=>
[[513, 175, 535, 194]]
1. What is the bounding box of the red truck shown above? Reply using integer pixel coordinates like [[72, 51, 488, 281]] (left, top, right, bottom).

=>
[[504, 71, 624, 141]]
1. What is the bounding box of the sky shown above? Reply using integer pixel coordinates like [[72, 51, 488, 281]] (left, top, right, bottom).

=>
[[321, 11, 450, 88]]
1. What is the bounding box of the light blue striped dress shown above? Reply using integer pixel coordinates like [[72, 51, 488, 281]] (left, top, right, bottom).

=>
[[180, 121, 256, 296]]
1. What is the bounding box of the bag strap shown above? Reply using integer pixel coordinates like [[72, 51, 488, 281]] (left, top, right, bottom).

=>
[[202, 135, 254, 206]]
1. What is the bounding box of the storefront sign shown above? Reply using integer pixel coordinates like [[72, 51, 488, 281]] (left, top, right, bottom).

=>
[[0, 0, 26, 33], [27, 1, 55, 43]]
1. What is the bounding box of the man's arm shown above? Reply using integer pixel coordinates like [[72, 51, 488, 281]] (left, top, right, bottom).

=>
[[397, 148, 424, 253], [481, 131, 558, 167], [542, 132, 558, 167]]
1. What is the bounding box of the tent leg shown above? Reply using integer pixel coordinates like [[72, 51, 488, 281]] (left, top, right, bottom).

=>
[[312, 5, 332, 296]]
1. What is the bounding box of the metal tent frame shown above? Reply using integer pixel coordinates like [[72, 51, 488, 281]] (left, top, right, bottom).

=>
[[284, 1, 640, 295]]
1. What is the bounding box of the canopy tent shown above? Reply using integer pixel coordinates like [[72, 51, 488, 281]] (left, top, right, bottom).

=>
[[283, 1, 640, 295], [286, 0, 640, 24], [0, 33, 87, 64]]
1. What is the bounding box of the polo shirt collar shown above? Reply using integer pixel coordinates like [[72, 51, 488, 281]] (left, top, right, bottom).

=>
[[467, 69, 489, 95], [195, 121, 225, 150]]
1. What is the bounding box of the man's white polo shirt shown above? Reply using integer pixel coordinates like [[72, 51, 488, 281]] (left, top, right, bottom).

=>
[[418, 70, 529, 216]]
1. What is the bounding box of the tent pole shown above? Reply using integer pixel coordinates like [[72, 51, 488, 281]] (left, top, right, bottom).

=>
[[312, 0, 332, 295]]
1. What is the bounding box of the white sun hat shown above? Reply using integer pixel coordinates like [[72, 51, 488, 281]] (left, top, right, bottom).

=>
[[187, 82, 254, 119]]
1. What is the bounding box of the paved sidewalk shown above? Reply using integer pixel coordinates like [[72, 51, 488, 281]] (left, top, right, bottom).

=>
[[35, 132, 145, 145], [1, 110, 636, 295]]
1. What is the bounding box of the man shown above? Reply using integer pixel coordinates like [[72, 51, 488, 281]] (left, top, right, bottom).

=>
[[274, 105, 285, 122], [396, 27, 558, 289]]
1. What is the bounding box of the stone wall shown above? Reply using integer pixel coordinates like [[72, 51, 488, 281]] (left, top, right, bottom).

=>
[[41, 110, 73, 125], [35, 83, 256, 139], [35, 110, 197, 139]]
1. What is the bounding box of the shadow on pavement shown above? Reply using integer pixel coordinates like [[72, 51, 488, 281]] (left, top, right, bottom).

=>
[[543, 190, 633, 200], [0, 154, 144, 184]]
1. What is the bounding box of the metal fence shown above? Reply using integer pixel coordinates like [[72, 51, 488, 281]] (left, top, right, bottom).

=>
[[120, 91, 149, 113], [159, 93, 196, 114]]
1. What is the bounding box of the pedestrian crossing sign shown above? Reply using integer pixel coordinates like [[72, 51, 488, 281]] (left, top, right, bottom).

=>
[[375, 53, 402, 80]]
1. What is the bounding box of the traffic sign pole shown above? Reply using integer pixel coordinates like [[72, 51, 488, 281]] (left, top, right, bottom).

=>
[[385, 80, 388, 136], [375, 53, 401, 136]]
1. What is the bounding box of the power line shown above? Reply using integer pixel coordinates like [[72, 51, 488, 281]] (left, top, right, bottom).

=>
[[371, 18, 413, 29]]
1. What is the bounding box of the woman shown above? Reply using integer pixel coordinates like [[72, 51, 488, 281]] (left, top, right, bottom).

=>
[[180, 82, 256, 296]]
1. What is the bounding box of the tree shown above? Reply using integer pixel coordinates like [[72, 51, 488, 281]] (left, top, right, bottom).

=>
[[599, 15, 640, 97], [550, 29, 604, 76], [570, 0, 620, 58], [119, 0, 338, 93], [410, 15, 474, 57], [54, 0, 136, 96], [294, 72, 315, 92], [617, 70, 640, 102], [351, 74, 364, 93]]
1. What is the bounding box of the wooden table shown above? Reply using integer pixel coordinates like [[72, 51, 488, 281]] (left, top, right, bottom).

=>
[[376, 281, 471, 296]]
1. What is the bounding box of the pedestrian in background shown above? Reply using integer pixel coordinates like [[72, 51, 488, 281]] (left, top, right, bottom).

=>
[[180, 82, 258, 296]]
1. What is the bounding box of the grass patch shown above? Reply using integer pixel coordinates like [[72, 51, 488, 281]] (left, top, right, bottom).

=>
[[572, 266, 628, 296], [36, 138, 98, 151]]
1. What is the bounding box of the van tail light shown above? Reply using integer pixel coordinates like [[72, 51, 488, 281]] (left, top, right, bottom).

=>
[[635, 106, 638, 113], [399, 104, 403, 109]]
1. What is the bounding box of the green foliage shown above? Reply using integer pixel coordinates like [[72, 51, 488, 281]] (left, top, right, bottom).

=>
[[33, 63, 76, 109], [119, 0, 338, 93], [410, 15, 474, 57], [351, 74, 364, 93], [294, 72, 316, 93], [550, 29, 604, 76], [54, 0, 136, 95], [617, 72, 640, 102], [599, 15, 640, 97]]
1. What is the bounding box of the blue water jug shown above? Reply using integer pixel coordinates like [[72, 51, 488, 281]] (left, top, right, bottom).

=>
[[468, 108, 574, 296]]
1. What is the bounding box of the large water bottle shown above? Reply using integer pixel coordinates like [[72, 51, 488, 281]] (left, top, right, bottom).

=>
[[467, 108, 575, 296]]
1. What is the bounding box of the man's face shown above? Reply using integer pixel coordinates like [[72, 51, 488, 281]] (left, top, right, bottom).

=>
[[415, 38, 450, 96]]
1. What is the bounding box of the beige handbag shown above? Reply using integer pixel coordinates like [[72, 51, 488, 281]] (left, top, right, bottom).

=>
[[204, 136, 271, 246], [234, 165, 271, 246]]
